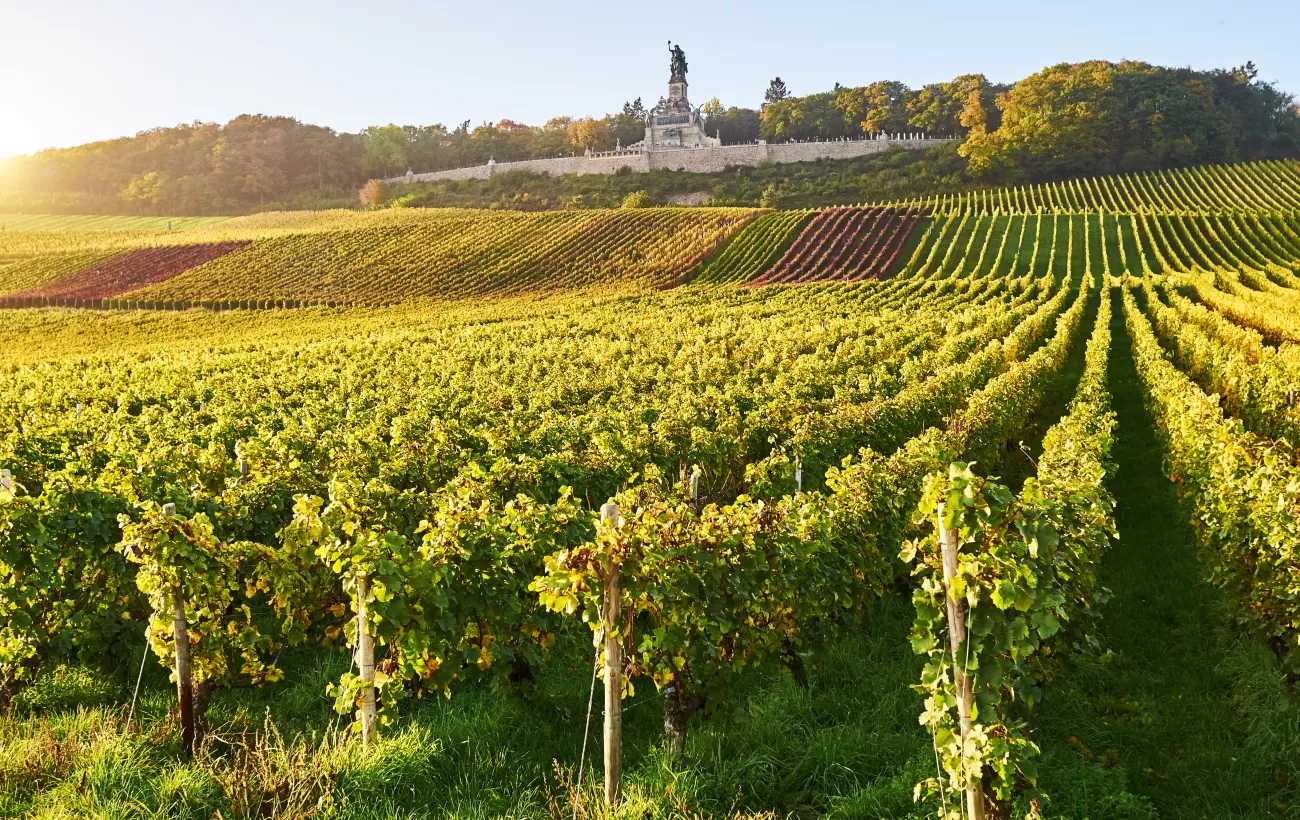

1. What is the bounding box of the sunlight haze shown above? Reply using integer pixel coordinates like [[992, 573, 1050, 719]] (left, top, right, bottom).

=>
[[1, 0, 1296, 159]]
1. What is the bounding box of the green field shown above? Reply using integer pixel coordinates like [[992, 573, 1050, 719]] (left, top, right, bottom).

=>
[[0, 213, 232, 232]]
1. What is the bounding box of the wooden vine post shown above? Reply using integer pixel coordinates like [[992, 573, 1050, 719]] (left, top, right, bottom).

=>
[[937, 502, 984, 820], [600, 501, 623, 806], [356, 573, 377, 745], [161, 502, 196, 756]]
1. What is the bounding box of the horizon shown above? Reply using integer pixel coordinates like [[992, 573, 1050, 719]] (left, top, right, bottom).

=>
[[2, 0, 1298, 161]]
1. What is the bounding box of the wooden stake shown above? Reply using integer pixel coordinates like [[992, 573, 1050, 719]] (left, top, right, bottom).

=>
[[160, 502, 194, 754], [600, 502, 623, 806], [356, 574, 377, 745], [171, 589, 195, 754], [938, 502, 984, 820]]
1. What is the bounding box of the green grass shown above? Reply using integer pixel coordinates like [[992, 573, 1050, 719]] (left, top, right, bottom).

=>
[[0, 214, 231, 232], [0, 591, 1157, 817], [0, 597, 946, 818], [1032, 288, 1300, 819]]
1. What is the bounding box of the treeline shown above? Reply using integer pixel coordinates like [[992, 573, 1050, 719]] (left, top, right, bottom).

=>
[[0, 60, 1296, 215], [961, 61, 1300, 181], [0, 116, 365, 216]]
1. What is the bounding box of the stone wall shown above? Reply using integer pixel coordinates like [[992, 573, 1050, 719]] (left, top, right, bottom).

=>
[[386, 137, 954, 185]]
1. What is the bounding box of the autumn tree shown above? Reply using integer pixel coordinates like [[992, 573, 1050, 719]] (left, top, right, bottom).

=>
[[567, 118, 615, 153], [907, 75, 1006, 137], [621, 190, 652, 208], [359, 179, 387, 208], [835, 81, 910, 134], [956, 60, 1300, 180]]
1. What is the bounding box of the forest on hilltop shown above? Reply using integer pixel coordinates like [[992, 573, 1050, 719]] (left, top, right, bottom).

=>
[[2, 60, 1296, 215]]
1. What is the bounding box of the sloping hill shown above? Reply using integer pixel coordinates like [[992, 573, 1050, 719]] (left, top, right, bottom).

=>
[[0, 208, 759, 305], [886, 159, 1300, 214], [3, 161, 1300, 309]]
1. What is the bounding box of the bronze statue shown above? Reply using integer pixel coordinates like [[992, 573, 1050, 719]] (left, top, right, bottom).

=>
[[668, 42, 688, 79]]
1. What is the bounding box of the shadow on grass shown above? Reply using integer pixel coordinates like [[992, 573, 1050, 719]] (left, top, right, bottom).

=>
[[1033, 288, 1300, 820]]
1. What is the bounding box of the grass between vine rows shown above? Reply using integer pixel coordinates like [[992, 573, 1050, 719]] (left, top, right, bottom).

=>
[[1033, 289, 1300, 819], [1, 599, 937, 818]]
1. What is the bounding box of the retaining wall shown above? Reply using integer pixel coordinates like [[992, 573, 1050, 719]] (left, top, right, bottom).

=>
[[387, 137, 955, 184]]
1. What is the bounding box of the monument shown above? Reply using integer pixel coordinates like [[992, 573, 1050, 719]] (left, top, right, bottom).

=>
[[641, 42, 719, 150], [384, 43, 952, 185]]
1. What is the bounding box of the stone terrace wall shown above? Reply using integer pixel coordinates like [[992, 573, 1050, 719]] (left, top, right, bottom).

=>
[[386, 137, 955, 185]]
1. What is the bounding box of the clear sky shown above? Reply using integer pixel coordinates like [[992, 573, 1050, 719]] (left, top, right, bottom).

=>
[[2, 0, 1297, 160]]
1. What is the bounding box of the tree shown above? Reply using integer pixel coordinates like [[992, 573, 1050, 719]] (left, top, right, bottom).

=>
[[835, 81, 911, 134], [907, 75, 1006, 137], [2, 60, 1296, 217], [359, 179, 387, 208], [759, 182, 785, 209], [468, 120, 537, 164], [960, 61, 1116, 180], [622, 98, 646, 120], [567, 118, 614, 153], [761, 92, 854, 142], [610, 102, 646, 147], [764, 78, 790, 108], [360, 125, 410, 178], [621, 190, 652, 208], [531, 117, 572, 157], [404, 124, 453, 173], [956, 60, 1300, 181], [118, 171, 166, 214], [703, 100, 761, 143]]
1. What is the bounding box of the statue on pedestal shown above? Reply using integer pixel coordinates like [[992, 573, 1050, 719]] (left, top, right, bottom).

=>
[[668, 42, 688, 80]]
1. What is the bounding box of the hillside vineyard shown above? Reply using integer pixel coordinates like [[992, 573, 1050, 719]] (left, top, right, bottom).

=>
[[5, 158, 1300, 814], [0, 160, 1296, 308]]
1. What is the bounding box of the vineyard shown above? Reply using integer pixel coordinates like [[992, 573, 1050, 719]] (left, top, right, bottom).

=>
[[886, 158, 1300, 215], [12, 242, 251, 300], [0, 160, 1292, 309], [0, 208, 763, 305], [747, 206, 926, 285], [6, 158, 1300, 818]]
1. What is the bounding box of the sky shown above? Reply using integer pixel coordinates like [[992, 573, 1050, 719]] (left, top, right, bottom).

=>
[[2, 0, 1298, 160]]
